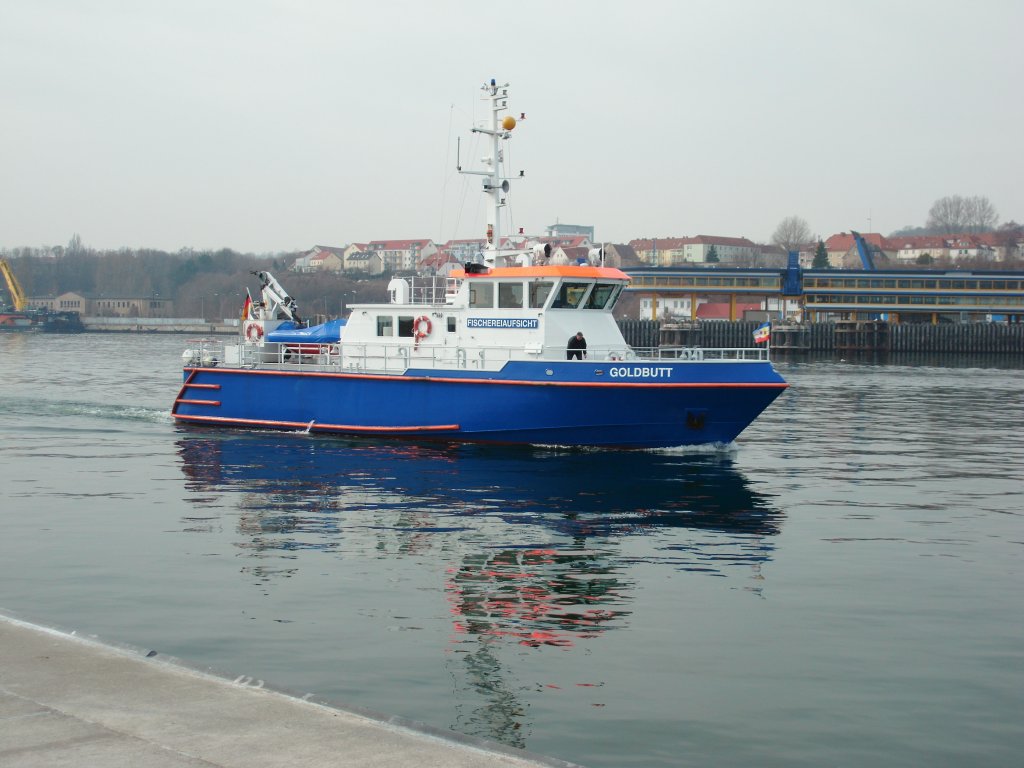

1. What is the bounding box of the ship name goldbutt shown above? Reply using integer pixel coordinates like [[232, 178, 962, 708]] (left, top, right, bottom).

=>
[[609, 367, 674, 379]]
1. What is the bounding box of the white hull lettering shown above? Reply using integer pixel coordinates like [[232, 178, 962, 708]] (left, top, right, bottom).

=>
[[609, 367, 674, 379], [467, 317, 539, 329]]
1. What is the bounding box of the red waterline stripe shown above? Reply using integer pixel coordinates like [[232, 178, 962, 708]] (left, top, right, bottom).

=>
[[173, 413, 459, 433], [183, 382, 221, 390], [175, 398, 221, 406]]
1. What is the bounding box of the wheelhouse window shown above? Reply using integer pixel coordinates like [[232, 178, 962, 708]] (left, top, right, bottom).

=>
[[376, 316, 393, 336], [529, 281, 554, 308], [397, 316, 415, 337], [584, 282, 621, 310], [469, 282, 494, 308], [550, 281, 591, 309], [498, 282, 524, 308]]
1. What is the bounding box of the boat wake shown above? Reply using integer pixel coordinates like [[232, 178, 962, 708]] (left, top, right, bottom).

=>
[[0, 396, 172, 426], [648, 441, 739, 456], [531, 441, 738, 457]]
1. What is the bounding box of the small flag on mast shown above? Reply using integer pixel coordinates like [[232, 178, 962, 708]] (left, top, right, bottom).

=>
[[753, 321, 771, 344], [241, 291, 253, 322]]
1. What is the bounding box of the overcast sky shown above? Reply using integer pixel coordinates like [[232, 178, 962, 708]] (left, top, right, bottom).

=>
[[2, 0, 1021, 254]]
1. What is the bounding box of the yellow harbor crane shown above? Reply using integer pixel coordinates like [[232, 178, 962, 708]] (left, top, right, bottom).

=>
[[0, 258, 28, 311]]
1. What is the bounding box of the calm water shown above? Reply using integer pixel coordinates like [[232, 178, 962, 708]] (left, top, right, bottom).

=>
[[1, 332, 1022, 767]]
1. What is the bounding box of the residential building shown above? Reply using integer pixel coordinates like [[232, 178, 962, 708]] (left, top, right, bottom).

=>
[[293, 245, 346, 273], [344, 250, 385, 276], [310, 246, 344, 272], [340, 243, 383, 274], [629, 237, 687, 266], [947, 235, 998, 262], [890, 235, 951, 264], [628, 235, 759, 266], [366, 239, 438, 272], [687, 235, 760, 264], [890, 233, 1013, 264]]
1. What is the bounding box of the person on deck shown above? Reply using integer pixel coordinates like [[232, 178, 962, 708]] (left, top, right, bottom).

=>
[[566, 331, 587, 360]]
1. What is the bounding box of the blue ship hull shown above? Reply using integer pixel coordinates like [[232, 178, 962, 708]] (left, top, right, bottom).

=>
[[173, 360, 787, 449]]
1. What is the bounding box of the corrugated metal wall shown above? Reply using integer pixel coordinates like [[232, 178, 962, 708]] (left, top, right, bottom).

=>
[[617, 320, 1024, 353]]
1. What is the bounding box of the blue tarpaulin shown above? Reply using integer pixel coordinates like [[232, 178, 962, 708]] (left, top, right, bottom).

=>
[[265, 318, 347, 343]]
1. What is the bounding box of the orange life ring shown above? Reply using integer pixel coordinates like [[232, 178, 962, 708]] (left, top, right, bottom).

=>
[[245, 323, 263, 341], [413, 316, 432, 342]]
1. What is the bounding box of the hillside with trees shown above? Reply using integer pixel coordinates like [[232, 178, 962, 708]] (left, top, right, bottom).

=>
[[2, 240, 388, 320]]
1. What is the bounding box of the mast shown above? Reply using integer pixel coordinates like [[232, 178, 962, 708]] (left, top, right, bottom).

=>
[[461, 79, 519, 265]]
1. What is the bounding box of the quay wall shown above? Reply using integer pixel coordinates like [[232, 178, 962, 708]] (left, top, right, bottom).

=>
[[618, 319, 1024, 354], [83, 317, 238, 334], [888, 323, 1024, 353]]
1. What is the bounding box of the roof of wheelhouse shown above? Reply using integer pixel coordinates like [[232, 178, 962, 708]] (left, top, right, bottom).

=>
[[451, 265, 631, 280]]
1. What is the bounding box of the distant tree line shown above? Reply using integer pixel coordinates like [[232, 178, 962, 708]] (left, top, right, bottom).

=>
[[891, 194, 1018, 237], [1, 238, 388, 320]]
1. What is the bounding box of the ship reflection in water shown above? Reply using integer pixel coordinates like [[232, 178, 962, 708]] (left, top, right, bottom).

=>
[[175, 431, 784, 747]]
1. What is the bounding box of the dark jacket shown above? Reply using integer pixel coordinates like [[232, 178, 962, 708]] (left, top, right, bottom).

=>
[[566, 334, 587, 359]]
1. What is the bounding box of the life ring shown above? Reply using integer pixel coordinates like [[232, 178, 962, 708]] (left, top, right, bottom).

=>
[[413, 316, 432, 342], [245, 323, 263, 342]]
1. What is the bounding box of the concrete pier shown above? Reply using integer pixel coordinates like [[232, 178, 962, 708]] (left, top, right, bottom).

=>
[[0, 614, 580, 768]]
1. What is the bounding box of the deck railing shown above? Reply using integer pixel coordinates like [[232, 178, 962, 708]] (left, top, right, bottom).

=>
[[183, 338, 770, 374]]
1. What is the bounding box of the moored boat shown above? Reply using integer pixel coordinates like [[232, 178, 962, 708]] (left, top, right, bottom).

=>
[[172, 79, 787, 448], [1, 258, 85, 333], [0, 309, 85, 333]]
